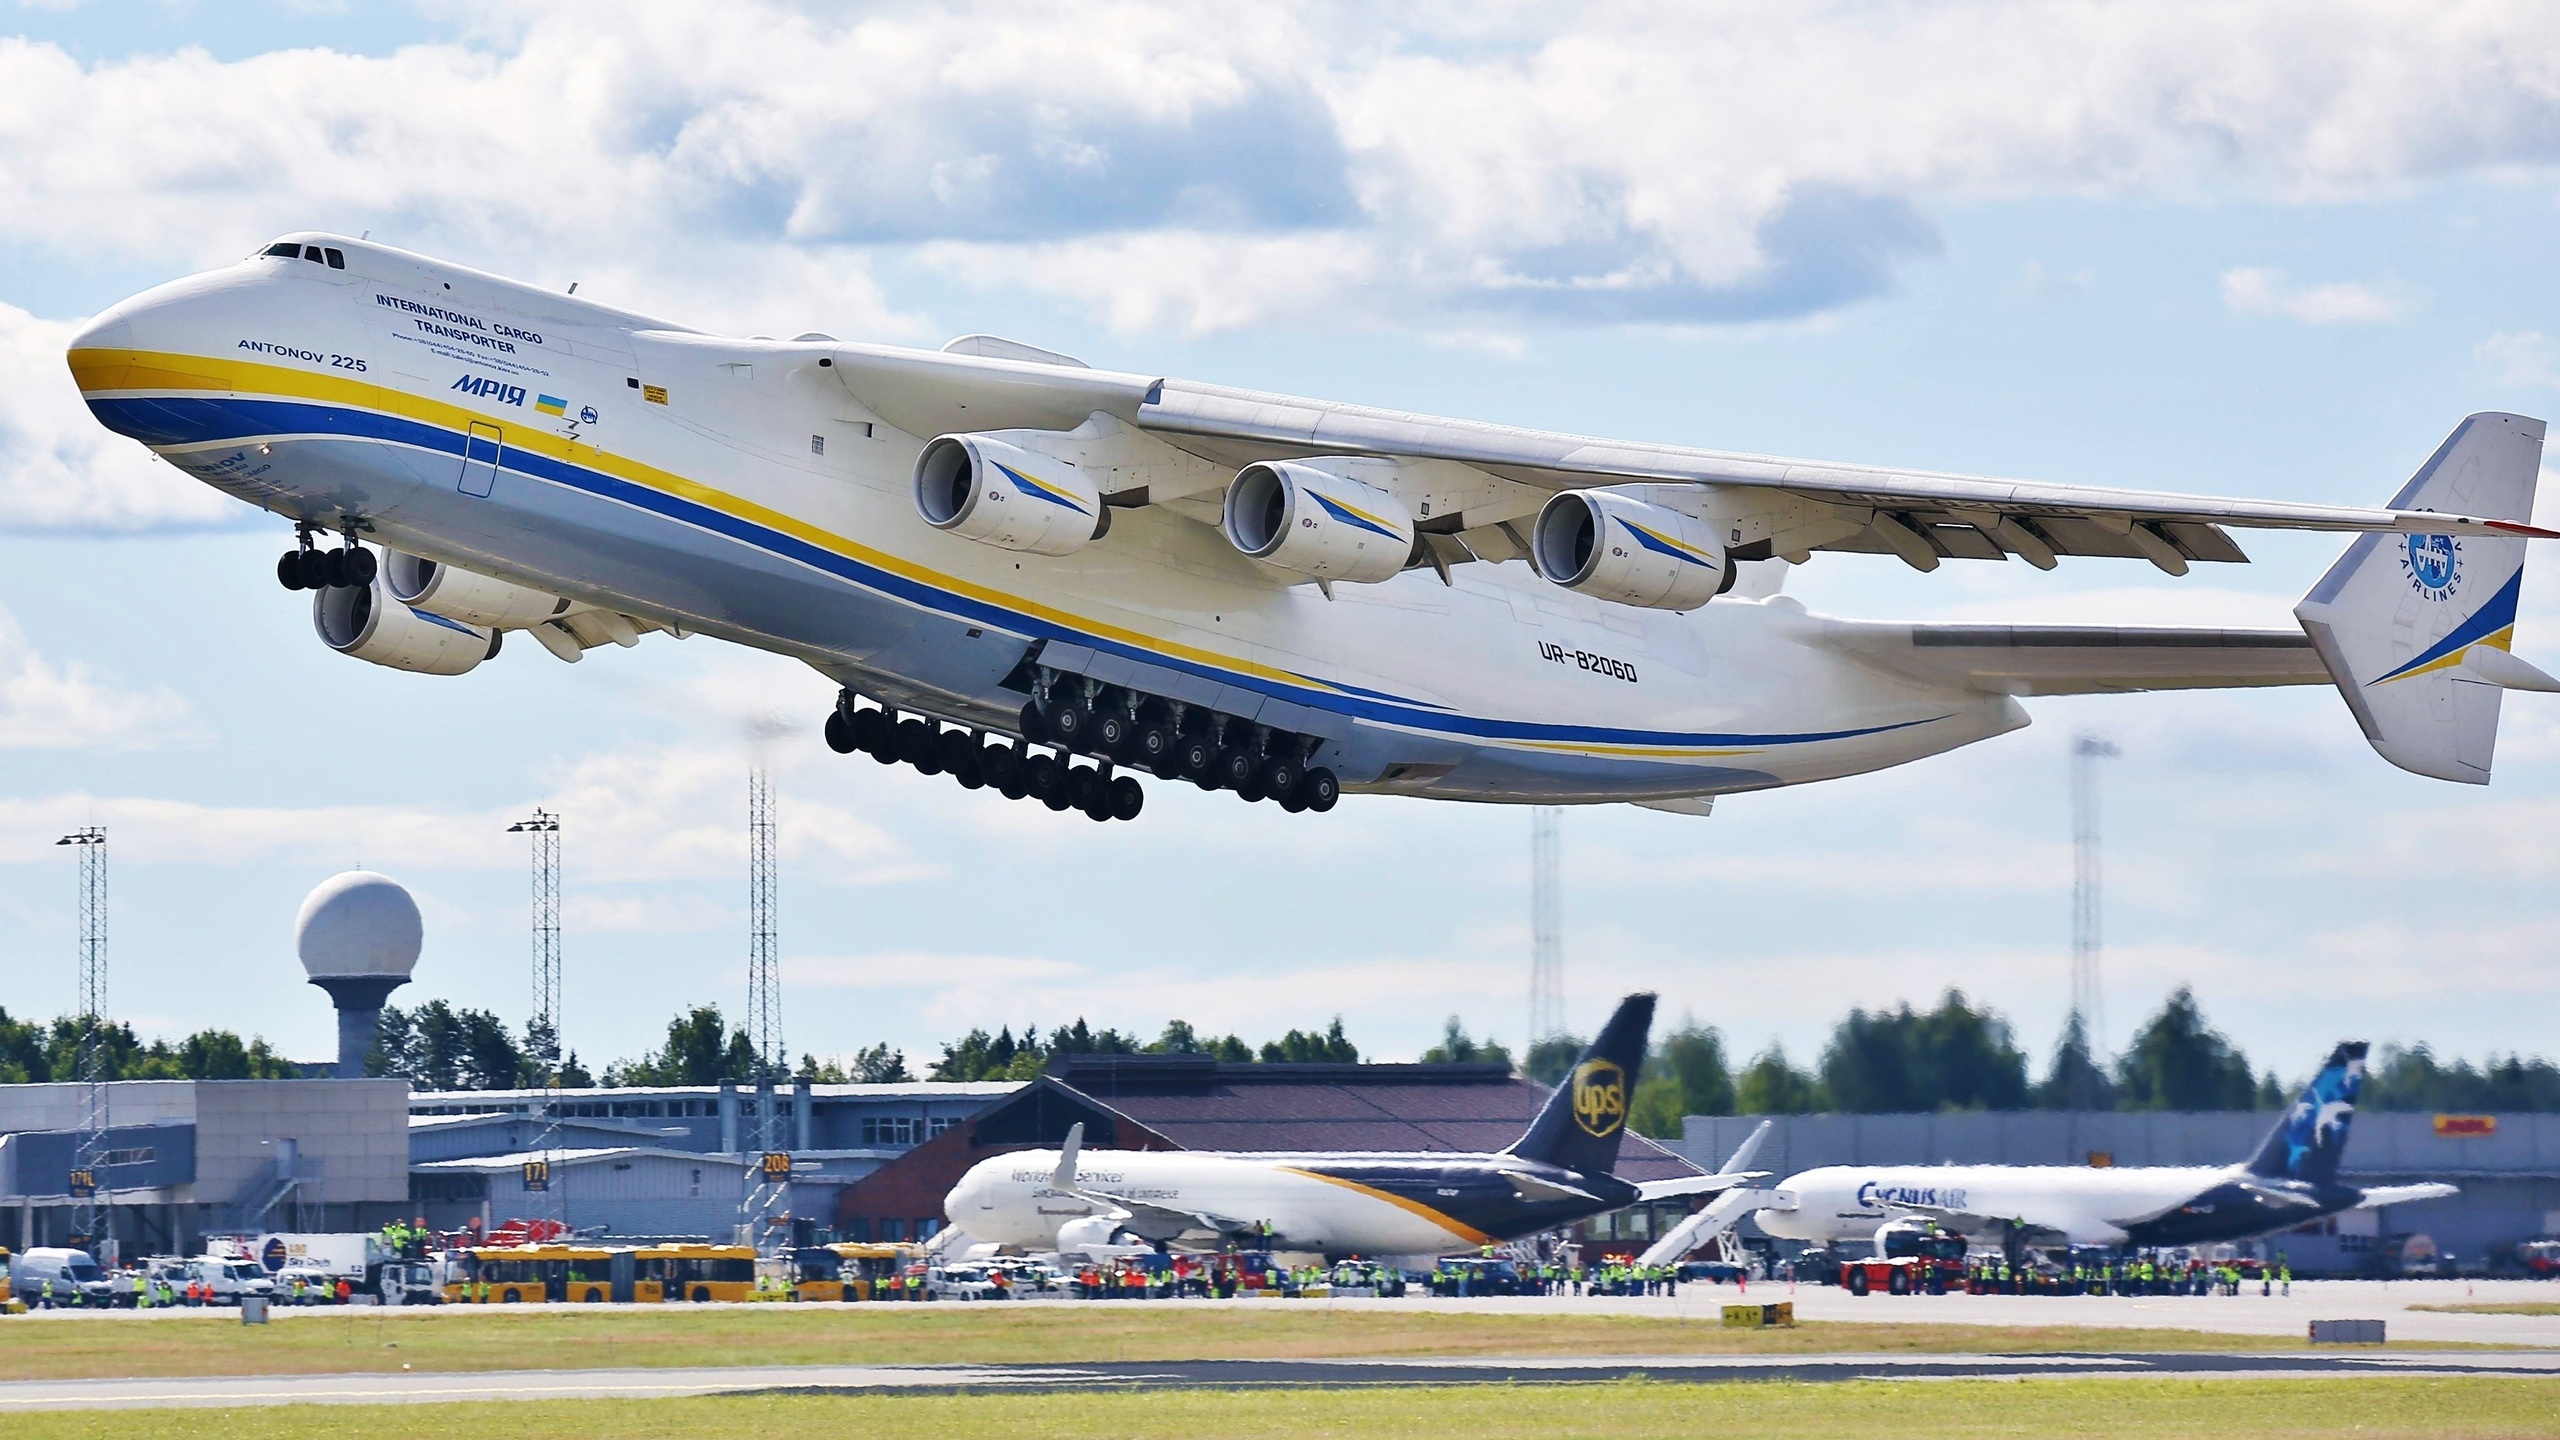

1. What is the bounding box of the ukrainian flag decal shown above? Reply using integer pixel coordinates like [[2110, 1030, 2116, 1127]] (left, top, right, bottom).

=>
[[535, 394, 567, 417]]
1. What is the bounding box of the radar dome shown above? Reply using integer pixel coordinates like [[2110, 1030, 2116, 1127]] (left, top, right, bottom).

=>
[[295, 870, 423, 981]]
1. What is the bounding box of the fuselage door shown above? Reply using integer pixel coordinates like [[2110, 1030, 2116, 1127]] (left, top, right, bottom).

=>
[[459, 421, 502, 498]]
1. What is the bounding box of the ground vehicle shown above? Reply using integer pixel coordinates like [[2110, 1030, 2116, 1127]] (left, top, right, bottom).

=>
[[986, 1256, 1065, 1295], [272, 1266, 346, 1303], [445, 1244, 616, 1304], [184, 1255, 278, 1305], [1842, 1224, 1968, 1296], [2522, 1239, 2560, 1278], [1431, 1257, 1523, 1296], [791, 1242, 924, 1301], [927, 1263, 1010, 1300], [10, 1248, 117, 1307], [637, 1243, 757, 1303], [378, 1259, 446, 1305]]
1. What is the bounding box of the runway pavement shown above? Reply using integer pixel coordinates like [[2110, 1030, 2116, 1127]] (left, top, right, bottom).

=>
[[0, 1348, 2551, 1410]]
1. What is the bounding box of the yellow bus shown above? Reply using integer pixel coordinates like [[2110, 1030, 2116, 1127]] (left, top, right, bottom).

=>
[[635, 1242, 756, 1303], [444, 1244, 617, 1305], [789, 1242, 920, 1301]]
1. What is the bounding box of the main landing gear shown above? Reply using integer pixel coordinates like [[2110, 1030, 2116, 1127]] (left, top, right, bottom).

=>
[[276, 524, 377, 592], [825, 694, 1146, 824]]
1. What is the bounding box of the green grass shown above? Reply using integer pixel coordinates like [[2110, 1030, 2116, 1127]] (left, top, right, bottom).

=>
[[0, 1305, 2460, 1383], [2411, 1301, 2560, 1317], [9, 1379, 2554, 1439]]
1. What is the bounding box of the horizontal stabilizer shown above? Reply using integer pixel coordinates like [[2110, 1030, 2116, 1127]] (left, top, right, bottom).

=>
[[2354, 1182, 2460, 1209]]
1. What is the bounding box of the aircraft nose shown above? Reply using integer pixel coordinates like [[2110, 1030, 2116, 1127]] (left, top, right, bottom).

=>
[[67, 308, 134, 355]]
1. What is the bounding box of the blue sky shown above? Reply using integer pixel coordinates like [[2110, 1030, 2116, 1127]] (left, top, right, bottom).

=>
[[2, 1, 2557, 1084]]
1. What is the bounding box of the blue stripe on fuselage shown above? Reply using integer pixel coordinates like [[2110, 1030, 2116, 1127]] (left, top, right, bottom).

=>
[[87, 392, 1949, 753]]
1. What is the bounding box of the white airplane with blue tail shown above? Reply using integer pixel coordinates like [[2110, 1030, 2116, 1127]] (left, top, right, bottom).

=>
[[65, 234, 2560, 821]]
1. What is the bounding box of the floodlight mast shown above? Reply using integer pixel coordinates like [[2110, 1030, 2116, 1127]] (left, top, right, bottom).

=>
[[508, 810, 563, 1080], [2069, 733, 2119, 1110], [1529, 807, 1563, 1044], [56, 826, 107, 1253]]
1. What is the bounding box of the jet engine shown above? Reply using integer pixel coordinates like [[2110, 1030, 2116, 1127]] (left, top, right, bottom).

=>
[[1221, 461, 1415, 585], [314, 572, 500, 675], [1532, 490, 1732, 611], [383, 551, 579, 628], [914, 434, 1108, 556]]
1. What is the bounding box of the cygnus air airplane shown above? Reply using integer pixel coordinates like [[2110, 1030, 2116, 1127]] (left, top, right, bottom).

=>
[[67, 234, 2559, 821]]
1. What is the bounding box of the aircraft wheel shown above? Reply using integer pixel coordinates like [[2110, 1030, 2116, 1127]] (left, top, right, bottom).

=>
[[296, 549, 333, 590], [1094, 710, 1132, 754], [1234, 775, 1267, 803], [1049, 700, 1091, 750], [1176, 734, 1215, 777], [1019, 701, 1049, 744], [1260, 756, 1303, 798], [277, 551, 307, 590], [981, 743, 1022, 793], [1109, 775, 1144, 821], [343, 547, 378, 586], [1215, 747, 1258, 789], [937, 728, 978, 778], [1132, 724, 1172, 767], [1025, 752, 1061, 797], [1277, 789, 1307, 814], [898, 719, 942, 773], [1302, 768, 1340, 812], [823, 711, 856, 754], [1065, 764, 1104, 811]]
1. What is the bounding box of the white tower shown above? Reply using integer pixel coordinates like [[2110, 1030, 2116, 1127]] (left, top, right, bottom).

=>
[[295, 871, 422, 1078]]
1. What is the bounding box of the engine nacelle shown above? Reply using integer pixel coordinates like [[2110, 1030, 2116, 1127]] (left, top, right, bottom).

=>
[[315, 572, 500, 675], [1532, 490, 1731, 611], [1222, 461, 1416, 584], [914, 434, 1107, 557], [383, 551, 578, 629]]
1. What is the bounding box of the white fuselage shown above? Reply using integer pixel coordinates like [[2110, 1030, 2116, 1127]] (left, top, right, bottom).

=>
[[1757, 1164, 2238, 1248], [945, 1148, 1507, 1260], [69, 237, 2030, 803]]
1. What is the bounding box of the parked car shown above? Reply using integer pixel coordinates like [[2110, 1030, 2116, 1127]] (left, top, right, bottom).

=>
[[184, 1255, 278, 1304], [926, 1263, 1009, 1300]]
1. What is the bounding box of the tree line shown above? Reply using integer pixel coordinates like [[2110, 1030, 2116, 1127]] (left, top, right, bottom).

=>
[[0, 1008, 298, 1082]]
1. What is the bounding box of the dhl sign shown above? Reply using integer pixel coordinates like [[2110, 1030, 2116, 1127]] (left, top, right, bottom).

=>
[[2433, 1115, 2496, 1138]]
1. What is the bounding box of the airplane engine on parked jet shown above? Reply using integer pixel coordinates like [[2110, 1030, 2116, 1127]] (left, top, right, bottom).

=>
[[314, 572, 500, 675], [1532, 490, 1732, 611], [383, 551, 580, 629], [1222, 461, 1416, 585], [914, 433, 1108, 556]]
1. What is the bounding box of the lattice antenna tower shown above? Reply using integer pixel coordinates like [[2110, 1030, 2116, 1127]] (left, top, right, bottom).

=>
[[507, 810, 563, 1079], [747, 768, 781, 1089], [2070, 734, 2120, 1108], [56, 826, 108, 1250], [1529, 806, 1564, 1043]]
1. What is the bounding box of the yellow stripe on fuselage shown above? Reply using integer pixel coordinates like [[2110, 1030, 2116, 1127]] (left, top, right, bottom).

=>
[[1275, 1167, 1496, 1247]]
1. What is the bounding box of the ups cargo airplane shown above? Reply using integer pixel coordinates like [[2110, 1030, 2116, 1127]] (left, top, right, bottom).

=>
[[67, 235, 2560, 821]]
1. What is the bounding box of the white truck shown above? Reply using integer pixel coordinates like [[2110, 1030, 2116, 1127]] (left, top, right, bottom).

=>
[[251, 1233, 441, 1303], [184, 1255, 277, 1305]]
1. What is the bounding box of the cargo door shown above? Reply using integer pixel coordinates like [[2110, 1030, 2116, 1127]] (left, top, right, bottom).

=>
[[458, 421, 503, 497]]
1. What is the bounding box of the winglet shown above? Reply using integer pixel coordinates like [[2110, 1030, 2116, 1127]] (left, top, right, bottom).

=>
[[1052, 1122, 1084, 1191], [1718, 1118, 1773, 1178]]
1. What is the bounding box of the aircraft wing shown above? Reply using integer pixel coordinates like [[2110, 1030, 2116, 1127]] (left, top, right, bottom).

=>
[[1634, 1172, 1770, 1203], [2354, 1183, 2460, 1208], [1498, 1171, 1602, 1206], [1879, 1199, 2076, 1249], [1137, 379, 2557, 572], [1825, 622, 2332, 697], [1068, 1186, 1260, 1245]]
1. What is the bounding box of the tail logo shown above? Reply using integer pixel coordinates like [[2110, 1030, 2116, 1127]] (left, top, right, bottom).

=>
[[2399, 533, 2462, 601], [1570, 1059, 1627, 1139]]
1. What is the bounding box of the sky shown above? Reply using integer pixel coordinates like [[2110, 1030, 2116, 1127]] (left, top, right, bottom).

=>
[[3, 0, 2559, 1084]]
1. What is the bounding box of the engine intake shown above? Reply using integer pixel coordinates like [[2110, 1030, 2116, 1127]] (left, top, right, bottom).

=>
[[1222, 462, 1415, 585], [915, 434, 1107, 556], [315, 572, 500, 675], [1533, 490, 1731, 611], [384, 552, 577, 629]]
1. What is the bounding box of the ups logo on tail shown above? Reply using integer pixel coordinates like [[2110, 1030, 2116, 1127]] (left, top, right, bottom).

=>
[[1571, 1059, 1627, 1138]]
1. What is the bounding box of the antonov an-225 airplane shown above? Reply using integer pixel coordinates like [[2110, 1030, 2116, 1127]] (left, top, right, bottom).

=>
[[67, 234, 2560, 821]]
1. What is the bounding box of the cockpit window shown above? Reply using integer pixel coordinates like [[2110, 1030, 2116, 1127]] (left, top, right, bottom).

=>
[[264, 242, 346, 269]]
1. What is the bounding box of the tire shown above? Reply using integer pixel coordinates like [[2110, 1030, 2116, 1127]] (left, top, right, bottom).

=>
[[1302, 768, 1340, 812], [344, 547, 378, 586], [1277, 789, 1307, 814], [1049, 701, 1089, 750], [1260, 756, 1303, 798], [981, 744, 1022, 793], [1083, 797, 1112, 822], [584, 1287, 603, 1303], [936, 728, 976, 775], [1887, 1268, 1910, 1296], [1235, 775, 1267, 803], [277, 551, 306, 591], [296, 548, 332, 589], [320, 548, 352, 588], [823, 710, 856, 754], [1025, 753, 1061, 799], [1134, 725, 1172, 766], [1065, 764, 1103, 810], [1176, 734, 1215, 777], [1094, 710, 1131, 754], [1109, 775, 1144, 821], [1845, 1268, 1869, 1297], [1216, 747, 1258, 789], [898, 718, 941, 772], [692, 1286, 710, 1303], [503, 1287, 524, 1303]]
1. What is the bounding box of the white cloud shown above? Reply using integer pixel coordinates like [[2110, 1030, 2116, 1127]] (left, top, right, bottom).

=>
[[0, 602, 195, 748], [0, 301, 238, 530], [2219, 267, 2418, 324], [0, 4, 2554, 338], [2479, 329, 2560, 388]]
